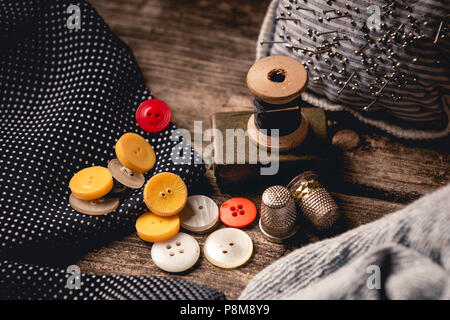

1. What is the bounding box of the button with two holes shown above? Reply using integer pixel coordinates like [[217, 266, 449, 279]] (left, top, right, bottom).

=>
[[136, 99, 172, 133], [151, 232, 200, 273], [69, 166, 113, 201], [135, 211, 180, 243], [69, 166, 120, 215], [144, 172, 188, 217], [109, 132, 156, 189], [219, 197, 257, 228], [179, 195, 219, 233], [204, 228, 253, 269]]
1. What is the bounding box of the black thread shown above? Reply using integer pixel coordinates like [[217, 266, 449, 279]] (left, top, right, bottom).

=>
[[253, 96, 302, 136]]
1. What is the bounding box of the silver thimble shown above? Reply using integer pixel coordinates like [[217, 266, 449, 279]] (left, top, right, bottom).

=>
[[287, 171, 340, 230], [259, 185, 298, 243]]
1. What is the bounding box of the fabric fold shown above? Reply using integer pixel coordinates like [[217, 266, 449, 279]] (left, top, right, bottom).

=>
[[0, 0, 222, 299], [239, 183, 450, 300]]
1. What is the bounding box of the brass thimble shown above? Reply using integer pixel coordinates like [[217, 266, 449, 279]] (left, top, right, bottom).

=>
[[259, 185, 298, 243], [287, 171, 340, 230]]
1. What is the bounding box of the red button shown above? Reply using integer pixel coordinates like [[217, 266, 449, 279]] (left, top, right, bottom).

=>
[[136, 99, 172, 133], [219, 198, 257, 228]]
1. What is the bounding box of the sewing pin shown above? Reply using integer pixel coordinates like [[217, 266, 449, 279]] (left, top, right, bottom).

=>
[[433, 20, 444, 44], [231, 106, 300, 117], [259, 40, 287, 45], [296, 6, 315, 14], [332, 37, 351, 42], [315, 30, 338, 36], [364, 98, 377, 110], [327, 13, 351, 21], [375, 79, 389, 97], [313, 48, 332, 54], [276, 16, 302, 22], [338, 71, 355, 95], [285, 44, 303, 51], [354, 43, 367, 54]]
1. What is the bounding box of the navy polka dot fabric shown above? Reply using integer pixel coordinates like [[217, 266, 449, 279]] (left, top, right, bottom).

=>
[[0, 0, 223, 299], [0, 260, 224, 300]]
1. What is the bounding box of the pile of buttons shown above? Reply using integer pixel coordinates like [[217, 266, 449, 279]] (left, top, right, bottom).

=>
[[69, 131, 157, 215], [68, 99, 257, 274], [136, 192, 257, 273]]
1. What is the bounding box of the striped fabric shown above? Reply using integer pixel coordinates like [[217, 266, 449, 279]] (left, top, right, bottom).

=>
[[257, 0, 450, 139]]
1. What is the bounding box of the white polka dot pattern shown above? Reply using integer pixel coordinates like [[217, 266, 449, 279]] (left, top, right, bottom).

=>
[[0, 0, 215, 299], [0, 260, 224, 300]]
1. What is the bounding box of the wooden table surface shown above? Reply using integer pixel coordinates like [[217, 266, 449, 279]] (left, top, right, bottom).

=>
[[78, 0, 450, 299]]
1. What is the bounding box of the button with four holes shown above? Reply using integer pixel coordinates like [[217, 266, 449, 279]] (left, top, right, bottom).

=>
[[144, 172, 188, 216], [136, 99, 172, 133], [151, 232, 200, 273], [135, 211, 180, 243], [204, 228, 253, 269], [219, 197, 257, 228], [179, 195, 219, 233]]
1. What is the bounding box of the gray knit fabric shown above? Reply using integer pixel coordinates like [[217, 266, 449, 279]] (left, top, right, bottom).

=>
[[239, 183, 450, 300]]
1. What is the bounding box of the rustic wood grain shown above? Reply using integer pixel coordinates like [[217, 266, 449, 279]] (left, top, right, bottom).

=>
[[78, 0, 450, 299], [78, 170, 405, 300]]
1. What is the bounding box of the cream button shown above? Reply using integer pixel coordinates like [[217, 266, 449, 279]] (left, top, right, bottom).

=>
[[151, 232, 200, 273], [204, 228, 253, 269], [179, 195, 219, 233], [69, 194, 119, 216]]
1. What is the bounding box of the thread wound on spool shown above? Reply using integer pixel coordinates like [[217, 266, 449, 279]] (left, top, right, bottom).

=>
[[253, 96, 303, 136], [246, 55, 309, 151]]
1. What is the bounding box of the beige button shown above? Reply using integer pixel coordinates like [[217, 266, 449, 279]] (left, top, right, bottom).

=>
[[151, 233, 200, 273], [179, 195, 219, 233], [108, 158, 146, 189], [204, 228, 253, 269], [69, 194, 119, 215]]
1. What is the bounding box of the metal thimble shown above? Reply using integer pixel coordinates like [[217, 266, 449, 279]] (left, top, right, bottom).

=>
[[287, 171, 340, 230], [259, 185, 298, 243]]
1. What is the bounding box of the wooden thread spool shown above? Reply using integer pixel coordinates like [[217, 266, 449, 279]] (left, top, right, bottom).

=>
[[246, 55, 309, 152]]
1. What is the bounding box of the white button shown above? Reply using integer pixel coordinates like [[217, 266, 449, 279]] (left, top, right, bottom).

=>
[[204, 228, 253, 269], [151, 232, 200, 273], [179, 195, 219, 233]]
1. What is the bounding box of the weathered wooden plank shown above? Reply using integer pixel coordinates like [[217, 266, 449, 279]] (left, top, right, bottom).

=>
[[77, 189, 404, 299], [78, 0, 449, 300], [329, 134, 449, 202], [89, 0, 449, 202]]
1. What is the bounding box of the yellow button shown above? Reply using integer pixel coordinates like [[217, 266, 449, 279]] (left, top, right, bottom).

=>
[[69, 166, 113, 201], [115, 132, 156, 174], [135, 211, 180, 242], [144, 172, 188, 216]]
